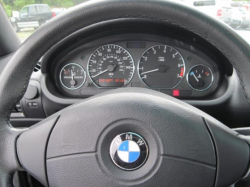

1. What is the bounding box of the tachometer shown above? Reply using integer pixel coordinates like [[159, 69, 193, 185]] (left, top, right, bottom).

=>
[[60, 63, 86, 90], [138, 45, 185, 89], [88, 44, 135, 88]]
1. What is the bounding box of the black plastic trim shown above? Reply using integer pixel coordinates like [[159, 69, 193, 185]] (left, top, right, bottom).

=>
[[10, 118, 43, 128], [17, 115, 60, 186], [205, 118, 250, 186]]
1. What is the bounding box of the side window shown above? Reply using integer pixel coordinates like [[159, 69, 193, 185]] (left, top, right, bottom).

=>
[[29, 6, 37, 14], [45, 6, 50, 12], [36, 6, 41, 13], [43, 7, 47, 12], [20, 7, 28, 14], [40, 6, 46, 13]]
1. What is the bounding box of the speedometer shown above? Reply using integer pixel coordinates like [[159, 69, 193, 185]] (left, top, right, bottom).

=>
[[88, 44, 135, 88], [138, 45, 185, 89]]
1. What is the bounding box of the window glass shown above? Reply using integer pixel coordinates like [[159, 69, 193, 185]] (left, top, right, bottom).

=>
[[29, 6, 36, 14], [20, 7, 28, 14], [0, 0, 250, 44], [36, 6, 42, 13]]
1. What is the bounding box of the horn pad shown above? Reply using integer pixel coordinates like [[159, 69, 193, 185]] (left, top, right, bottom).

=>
[[46, 88, 216, 187]]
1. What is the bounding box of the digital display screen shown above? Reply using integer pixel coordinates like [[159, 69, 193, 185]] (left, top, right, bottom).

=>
[[98, 79, 125, 87], [126, 42, 146, 48]]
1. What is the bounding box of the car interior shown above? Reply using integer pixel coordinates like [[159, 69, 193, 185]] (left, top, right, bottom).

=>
[[1, 0, 250, 186]]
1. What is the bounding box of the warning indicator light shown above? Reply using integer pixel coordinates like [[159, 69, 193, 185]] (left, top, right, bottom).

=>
[[173, 90, 180, 97]]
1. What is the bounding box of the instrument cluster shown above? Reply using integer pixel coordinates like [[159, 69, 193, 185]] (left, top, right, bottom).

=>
[[52, 34, 221, 99]]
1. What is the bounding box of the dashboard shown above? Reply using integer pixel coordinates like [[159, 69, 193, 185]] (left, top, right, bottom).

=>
[[7, 17, 250, 132], [50, 34, 222, 99], [13, 23, 250, 130]]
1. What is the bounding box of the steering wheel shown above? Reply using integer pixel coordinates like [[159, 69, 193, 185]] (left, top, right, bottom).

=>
[[1, 0, 250, 186]]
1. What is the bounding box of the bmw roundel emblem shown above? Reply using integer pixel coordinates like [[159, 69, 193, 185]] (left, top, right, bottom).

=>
[[109, 132, 149, 170]]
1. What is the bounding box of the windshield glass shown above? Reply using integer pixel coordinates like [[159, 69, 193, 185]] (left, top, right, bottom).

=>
[[1, 0, 250, 43]]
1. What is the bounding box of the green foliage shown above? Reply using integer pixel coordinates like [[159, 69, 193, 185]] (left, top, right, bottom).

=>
[[14, 0, 36, 10], [3, 4, 12, 16], [43, 0, 74, 8], [0, 0, 12, 16]]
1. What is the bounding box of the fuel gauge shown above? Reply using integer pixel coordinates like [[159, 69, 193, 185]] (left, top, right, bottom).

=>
[[60, 63, 86, 90], [187, 65, 213, 91]]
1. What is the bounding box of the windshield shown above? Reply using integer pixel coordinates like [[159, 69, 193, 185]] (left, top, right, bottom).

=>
[[1, 0, 250, 44]]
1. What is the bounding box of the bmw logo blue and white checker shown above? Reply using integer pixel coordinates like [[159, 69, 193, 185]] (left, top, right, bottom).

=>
[[117, 140, 140, 163], [109, 132, 149, 170]]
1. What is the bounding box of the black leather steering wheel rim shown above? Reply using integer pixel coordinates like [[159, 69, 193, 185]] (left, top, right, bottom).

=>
[[1, 0, 250, 186]]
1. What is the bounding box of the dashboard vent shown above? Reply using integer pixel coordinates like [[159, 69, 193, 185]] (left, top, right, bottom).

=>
[[34, 61, 41, 72]]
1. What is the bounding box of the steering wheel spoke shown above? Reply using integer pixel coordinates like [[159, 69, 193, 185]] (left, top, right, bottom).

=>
[[0, 124, 25, 187], [205, 119, 250, 186], [17, 115, 59, 186]]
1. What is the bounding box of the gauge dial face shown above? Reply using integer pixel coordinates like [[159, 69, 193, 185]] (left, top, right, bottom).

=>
[[88, 44, 135, 88], [60, 63, 86, 90], [138, 45, 185, 89], [187, 65, 214, 91]]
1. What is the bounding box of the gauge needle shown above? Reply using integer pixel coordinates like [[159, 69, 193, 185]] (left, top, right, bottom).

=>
[[191, 72, 199, 82], [70, 70, 76, 86], [71, 70, 74, 80], [141, 68, 159, 75], [92, 69, 108, 78]]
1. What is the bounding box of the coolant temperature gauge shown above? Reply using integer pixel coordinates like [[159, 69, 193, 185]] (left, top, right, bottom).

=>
[[187, 65, 214, 91]]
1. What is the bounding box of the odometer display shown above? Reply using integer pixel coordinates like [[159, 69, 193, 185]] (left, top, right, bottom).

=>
[[99, 78, 125, 87], [138, 45, 185, 89], [88, 44, 135, 88]]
